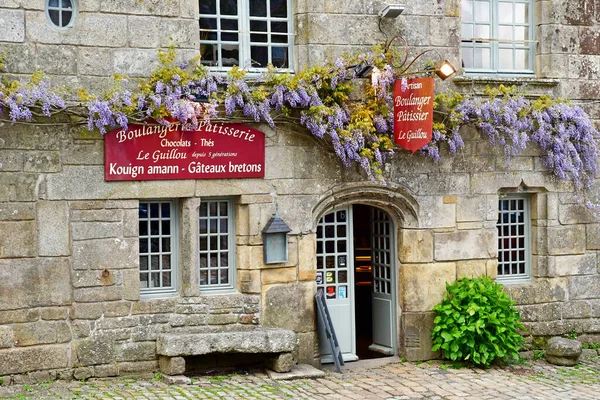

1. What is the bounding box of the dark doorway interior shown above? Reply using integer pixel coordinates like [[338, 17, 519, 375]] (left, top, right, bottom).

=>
[[352, 204, 388, 360]]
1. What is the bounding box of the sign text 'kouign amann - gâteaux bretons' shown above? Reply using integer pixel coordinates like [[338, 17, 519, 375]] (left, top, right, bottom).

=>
[[393, 77, 434, 152], [104, 122, 265, 181]]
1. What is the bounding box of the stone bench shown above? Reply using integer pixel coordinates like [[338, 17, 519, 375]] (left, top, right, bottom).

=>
[[156, 328, 297, 375]]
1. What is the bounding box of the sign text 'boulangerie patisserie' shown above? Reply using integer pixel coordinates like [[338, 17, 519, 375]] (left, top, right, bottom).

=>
[[104, 122, 265, 181]]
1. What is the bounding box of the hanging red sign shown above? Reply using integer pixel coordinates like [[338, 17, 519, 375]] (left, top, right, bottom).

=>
[[393, 77, 434, 153], [104, 122, 265, 181]]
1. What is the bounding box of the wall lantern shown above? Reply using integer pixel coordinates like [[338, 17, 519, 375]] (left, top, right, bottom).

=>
[[262, 208, 292, 264], [435, 60, 457, 80], [379, 4, 405, 18]]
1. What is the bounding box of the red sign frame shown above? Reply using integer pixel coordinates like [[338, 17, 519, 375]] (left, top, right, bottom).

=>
[[393, 77, 434, 153], [104, 122, 265, 181]]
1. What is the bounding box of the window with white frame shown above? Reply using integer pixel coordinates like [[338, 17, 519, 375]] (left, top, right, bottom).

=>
[[199, 0, 293, 71], [45, 0, 76, 29], [497, 195, 531, 281], [461, 0, 534, 75], [199, 199, 236, 291], [139, 201, 178, 297]]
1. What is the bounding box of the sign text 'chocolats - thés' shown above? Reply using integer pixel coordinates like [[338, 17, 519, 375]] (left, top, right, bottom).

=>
[[104, 122, 265, 181], [393, 77, 434, 153]]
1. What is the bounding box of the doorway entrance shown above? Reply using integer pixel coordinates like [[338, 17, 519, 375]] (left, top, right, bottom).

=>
[[316, 204, 397, 363]]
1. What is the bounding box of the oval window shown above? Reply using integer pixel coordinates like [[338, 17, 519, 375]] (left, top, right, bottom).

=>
[[46, 0, 76, 29]]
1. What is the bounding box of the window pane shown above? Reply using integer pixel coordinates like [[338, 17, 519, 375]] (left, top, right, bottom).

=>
[[162, 237, 171, 252], [474, 1, 490, 21], [151, 255, 160, 270], [140, 273, 149, 288], [210, 270, 218, 284], [219, 201, 228, 216], [272, 47, 289, 68], [162, 220, 170, 235], [200, 236, 208, 251], [498, 2, 513, 23], [61, 11, 72, 27], [201, 0, 216, 14], [514, 26, 528, 41], [209, 202, 218, 216], [515, 49, 529, 69], [271, 0, 287, 17], [162, 255, 171, 269], [151, 238, 159, 252], [499, 48, 513, 69], [499, 26, 512, 41], [139, 220, 148, 236], [250, 0, 267, 16], [199, 218, 208, 234], [474, 47, 491, 68], [140, 256, 148, 271], [200, 202, 208, 217], [220, 269, 229, 284], [139, 239, 148, 253], [150, 203, 159, 218], [221, 45, 240, 66], [462, 23, 473, 38], [462, 0, 473, 21], [49, 0, 59, 6], [220, 235, 228, 250], [162, 271, 172, 287], [150, 220, 159, 235], [515, 3, 528, 23], [474, 24, 489, 38], [462, 47, 474, 68], [219, 0, 237, 15], [220, 218, 228, 233], [251, 46, 268, 68], [49, 10, 60, 26], [161, 203, 170, 218], [200, 270, 208, 285]]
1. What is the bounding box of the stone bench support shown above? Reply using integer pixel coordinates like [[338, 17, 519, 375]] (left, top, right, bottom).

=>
[[156, 328, 297, 374]]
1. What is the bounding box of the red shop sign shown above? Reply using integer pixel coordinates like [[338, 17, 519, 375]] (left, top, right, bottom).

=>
[[393, 77, 434, 153], [104, 122, 265, 181]]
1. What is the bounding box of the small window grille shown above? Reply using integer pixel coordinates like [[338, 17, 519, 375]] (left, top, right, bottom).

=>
[[497, 195, 531, 281], [199, 199, 236, 291], [46, 0, 76, 29], [139, 201, 178, 297]]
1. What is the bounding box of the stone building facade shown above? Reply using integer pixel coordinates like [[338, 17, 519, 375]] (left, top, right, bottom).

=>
[[0, 0, 599, 381]]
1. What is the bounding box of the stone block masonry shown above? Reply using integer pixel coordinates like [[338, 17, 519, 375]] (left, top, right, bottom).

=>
[[1, 0, 600, 381]]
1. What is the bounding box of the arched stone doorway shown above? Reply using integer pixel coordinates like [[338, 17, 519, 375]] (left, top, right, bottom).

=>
[[312, 183, 419, 363]]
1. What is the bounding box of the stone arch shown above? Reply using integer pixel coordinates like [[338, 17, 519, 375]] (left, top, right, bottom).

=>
[[312, 182, 419, 229]]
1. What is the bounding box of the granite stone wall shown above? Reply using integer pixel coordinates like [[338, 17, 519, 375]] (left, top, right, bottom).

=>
[[0, 0, 599, 380]]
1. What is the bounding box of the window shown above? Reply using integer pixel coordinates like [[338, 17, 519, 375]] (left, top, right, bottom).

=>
[[46, 0, 76, 29], [199, 199, 236, 291], [461, 0, 534, 75], [199, 0, 293, 71], [497, 195, 531, 282], [139, 201, 178, 297]]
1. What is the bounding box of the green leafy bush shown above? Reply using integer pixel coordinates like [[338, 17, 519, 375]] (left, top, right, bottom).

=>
[[431, 277, 525, 367]]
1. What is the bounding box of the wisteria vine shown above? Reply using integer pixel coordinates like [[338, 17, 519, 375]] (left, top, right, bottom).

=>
[[427, 86, 599, 194], [0, 50, 598, 191]]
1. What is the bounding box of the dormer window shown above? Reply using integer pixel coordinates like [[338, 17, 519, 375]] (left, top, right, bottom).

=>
[[46, 0, 76, 29]]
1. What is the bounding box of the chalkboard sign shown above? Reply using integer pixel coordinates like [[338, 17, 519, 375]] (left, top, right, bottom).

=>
[[315, 288, 344, 372]]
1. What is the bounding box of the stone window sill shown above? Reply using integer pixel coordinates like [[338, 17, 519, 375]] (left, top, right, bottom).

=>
[[451, 75, 560, 96]]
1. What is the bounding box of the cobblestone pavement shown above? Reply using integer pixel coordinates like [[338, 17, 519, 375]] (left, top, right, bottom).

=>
[[1, 356, 600, 400]]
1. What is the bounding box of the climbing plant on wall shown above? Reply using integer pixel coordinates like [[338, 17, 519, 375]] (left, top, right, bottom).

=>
[[0, 49, 598, 198]]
